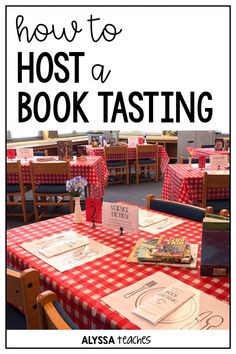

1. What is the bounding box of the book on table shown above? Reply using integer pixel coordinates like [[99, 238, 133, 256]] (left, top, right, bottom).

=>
[[201, 214, 229, 277], [136, 238, 160, 258], [132, 282, 195, 325], [137, 241, 191, 264], [128, 237, 196, 267], [180, 244, 193, 264], [146, 235, 187, 262]]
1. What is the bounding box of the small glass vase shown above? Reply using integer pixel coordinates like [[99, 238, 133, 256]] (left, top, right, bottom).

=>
[[73, 196, 84, 224], [187, 156, 193, 171]]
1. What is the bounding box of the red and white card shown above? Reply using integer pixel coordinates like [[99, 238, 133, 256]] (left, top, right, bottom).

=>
[[86, 198, 102, 223]]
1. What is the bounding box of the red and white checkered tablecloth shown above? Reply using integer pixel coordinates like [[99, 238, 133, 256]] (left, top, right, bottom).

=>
[[7, 208, 229, 329], [162, 164, 229, 205], [86, 145, 169, 174], [186, 147, 230, 158], [7, 156, 108, 200]]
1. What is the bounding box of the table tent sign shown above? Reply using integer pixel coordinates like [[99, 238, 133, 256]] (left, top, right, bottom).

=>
[[102, 202, 139, 234], [128, 137, 138, 147], [86, 198, 102, 224], [210, 155, 228, 169], [16, 148, 34, 159]]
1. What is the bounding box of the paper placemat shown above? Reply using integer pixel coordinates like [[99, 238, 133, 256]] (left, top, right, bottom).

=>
[[21, 233, 115, 272], [139, 215, 184, 234], [102, 272, 229, 330], [28, 231, 89, 258], [138, 209, 169, 228]]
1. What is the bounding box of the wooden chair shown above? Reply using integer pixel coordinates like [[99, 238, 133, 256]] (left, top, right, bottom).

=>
[[7, 267, 41, 329], [37, 290, 78, 329], [104, 145, 129, 185], [195, 172, 230, 212], [135, 144, 158, 184], [29, 161, 73, 222], [7, 161, 32, 222], [7, 268, 77, 330], [146, 194, 212, 222]]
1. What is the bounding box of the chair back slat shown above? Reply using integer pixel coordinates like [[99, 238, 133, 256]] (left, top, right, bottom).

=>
[[205, 173, 229, 189], [29, 161, 71, 186], [7, 161, 32, 222], [37, 290, 72, 329], [136, 144, 158, 161], [7, 161, 23, 185], [136, 143, 158, 156], [30, 161, 70, 175], [7, 270, 24, 308], [7, 161, 20, 174], [29, 161, 73, 221], [7, 160, 25, 190], [44, 303, 71, 329], [104, 145, 128, 161], [7, 268, 41, 329], [201, 172, 230, 208]]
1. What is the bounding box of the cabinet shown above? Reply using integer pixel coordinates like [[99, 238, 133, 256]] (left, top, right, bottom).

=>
[[177, 131, 215, 160], [148, 139, 178, 164]]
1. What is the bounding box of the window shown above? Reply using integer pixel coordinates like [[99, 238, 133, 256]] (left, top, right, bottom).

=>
[[57, 129, 86, 137], [7, 130, 42, 140]]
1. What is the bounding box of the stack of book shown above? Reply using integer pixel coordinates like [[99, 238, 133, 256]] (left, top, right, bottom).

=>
[[127, 236, 198, 269], [138, 236, 190, 263]]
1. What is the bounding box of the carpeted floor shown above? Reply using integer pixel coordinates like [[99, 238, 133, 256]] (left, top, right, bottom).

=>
[[6, 180, 163, 230], [103, 180, 163, 206]]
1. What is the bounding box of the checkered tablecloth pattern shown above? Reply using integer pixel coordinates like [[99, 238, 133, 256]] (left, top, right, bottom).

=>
[[86, 145, 169, 174], [186, 147, 230, 158], [7, 209, 229, 329], [7, 156, 108, 199], [162, 164, 229, 205]]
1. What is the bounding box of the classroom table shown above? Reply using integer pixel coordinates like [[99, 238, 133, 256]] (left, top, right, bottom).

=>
[[7, 207, 229, 330], [186, 147, 229, 158], [162, 164, 229, 205], [6, 156, 108, 200], [86, 145, 170, 175]]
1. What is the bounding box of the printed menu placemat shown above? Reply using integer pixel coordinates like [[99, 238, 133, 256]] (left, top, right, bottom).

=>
[[102, 272, 229, 330], [21, 231, 115, 272]]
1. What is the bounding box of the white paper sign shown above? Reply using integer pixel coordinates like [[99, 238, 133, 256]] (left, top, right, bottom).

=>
[[210, 155, 228, 169], [102, 202, 139, 233], [16, 148, 34, 159], [128, 137, 138, 146]]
